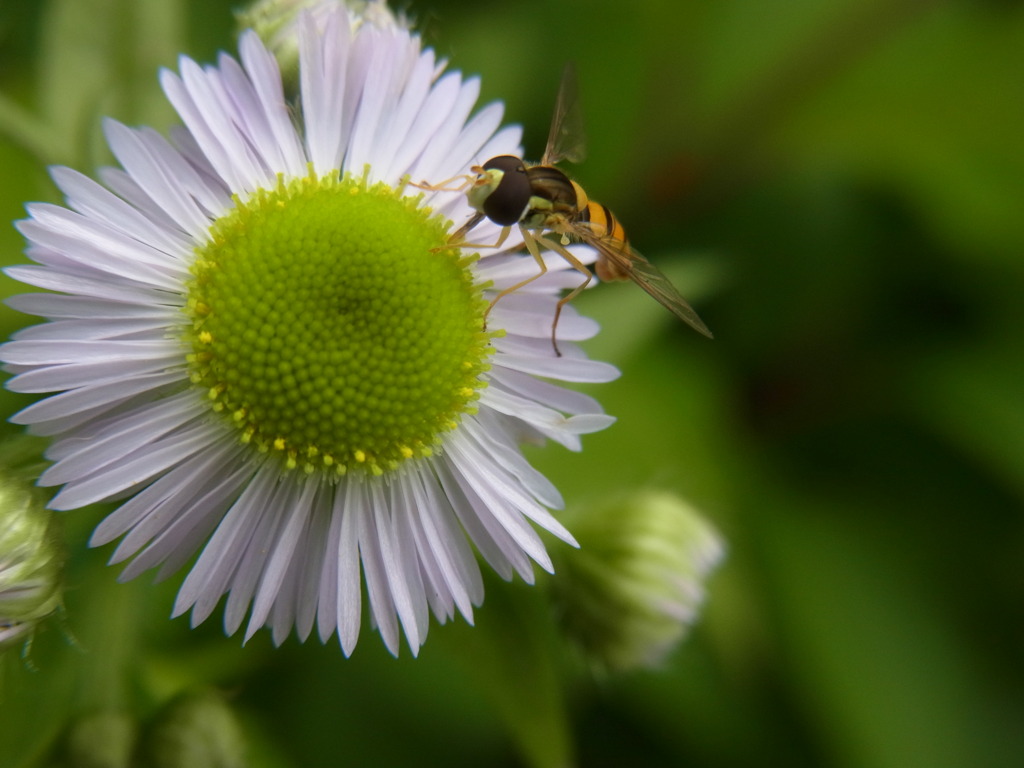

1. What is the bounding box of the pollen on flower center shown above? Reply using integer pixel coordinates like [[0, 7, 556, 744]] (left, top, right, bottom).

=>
[[185, 171, 493, 476]]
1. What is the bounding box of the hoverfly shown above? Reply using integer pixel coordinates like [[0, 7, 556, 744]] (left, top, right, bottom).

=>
[[419, 66, 713, 355]]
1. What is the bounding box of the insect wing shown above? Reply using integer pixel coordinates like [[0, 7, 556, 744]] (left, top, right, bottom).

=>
[[579, 230, 714, 338], [541, 64, 587, 167]]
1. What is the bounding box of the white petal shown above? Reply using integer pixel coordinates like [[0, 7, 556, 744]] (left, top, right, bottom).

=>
[[434, 458, 533, 583], [5, 357, 181, 397], [356, 480, 400, 655], [122, 454, 252, 582], [480, 386, 615, 449], [160, 65, 249, 195], [408, 75, 479, 183], [489, 297, 599, 342], [494, 349, 621, 383], [386, 474, 430, 652], [245, 477, 319, 640], [436, 100, 505, 180], [369, 48, 436, 182], [223, 477, 297, 636], [11, 317, 169, 342], [396, 70, 462, 179], [461, 413, 564, 509], [477, 248, 598, 292], [50, 166, 192, 257], [335, 478, 364, 654], [490, 365, 608, 416], [315, 483, 343, 643], [173, 463, 279, 621], [103, 119, 218, 241], [236, 34, 308, 177], [93, 436, 245, 550], [406, 466, 482, 619], [41, 391, 205, 485], [49, 420, 218, 510], [300, 11, 351, 174], [4, 264, 174, 306], [11, 371, 179, 426], [445, 428, 571, 565], [5, 293, 174, 321], [289, 488, 334, 641], [345, 27, 406, 176], [2, 339, 178, 366]]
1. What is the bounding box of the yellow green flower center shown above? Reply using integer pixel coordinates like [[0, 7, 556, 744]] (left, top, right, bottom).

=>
[[184, 171, 493, 476]]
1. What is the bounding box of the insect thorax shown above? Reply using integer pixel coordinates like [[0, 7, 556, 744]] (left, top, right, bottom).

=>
[[523, 165, 580, 230]]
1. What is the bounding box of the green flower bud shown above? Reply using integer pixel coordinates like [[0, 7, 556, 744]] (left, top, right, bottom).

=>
[[553, 491, 725, 673], [0, 474, 63, 651], [238, 0, 408, 90], [64, 711, 137, 768], [140, 691, 246, 768]]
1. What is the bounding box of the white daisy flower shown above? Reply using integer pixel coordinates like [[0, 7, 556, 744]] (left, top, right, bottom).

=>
[[0, 7, 619, 656]]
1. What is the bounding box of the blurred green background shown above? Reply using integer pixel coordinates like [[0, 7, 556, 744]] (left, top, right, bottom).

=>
[[2, 0, 1024, 766]]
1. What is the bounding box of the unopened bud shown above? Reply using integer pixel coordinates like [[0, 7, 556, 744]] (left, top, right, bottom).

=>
[[0, 474, 62, 651], [64, 711, 137, 768], [140, 690, 246, 768], [238, 0, 408, 88], [553, 491, 725, 673]]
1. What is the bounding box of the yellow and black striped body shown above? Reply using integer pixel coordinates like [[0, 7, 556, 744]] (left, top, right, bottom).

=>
[[452, 150, 713, 344], [440, 61, 714, 346], [574, 196, 631, 282], [575, 199, 626, 244], [521, 165, 631, 282]]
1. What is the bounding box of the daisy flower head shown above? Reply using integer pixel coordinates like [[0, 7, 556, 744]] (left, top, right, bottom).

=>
[[0, 5, 619, 656]]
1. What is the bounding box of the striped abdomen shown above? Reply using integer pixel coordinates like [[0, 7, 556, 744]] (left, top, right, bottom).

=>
[[575, 199, 631, 281], [575, 200, 627, 245]]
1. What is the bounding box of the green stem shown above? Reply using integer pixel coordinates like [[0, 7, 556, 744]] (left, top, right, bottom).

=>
[[70, 549, 146, 715], [456, 579, 575, 768]]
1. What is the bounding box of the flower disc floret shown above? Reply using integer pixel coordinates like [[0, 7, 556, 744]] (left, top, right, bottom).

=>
[[185, 172, 492, 476]]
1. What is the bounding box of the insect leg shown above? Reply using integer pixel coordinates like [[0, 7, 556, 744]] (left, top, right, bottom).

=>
[[431, 220, 513, 255], [409, 173, 475, 193], [531, 232, 594, 357], [482, 226, 553, 324]]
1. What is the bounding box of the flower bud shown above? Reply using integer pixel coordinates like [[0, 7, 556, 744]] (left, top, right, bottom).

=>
[[140, 691, 247, 768], [553, 491, 725, 673], [64, 711, 137, 768], [0, 474, 62, 651], [238, 0, 408, 87]]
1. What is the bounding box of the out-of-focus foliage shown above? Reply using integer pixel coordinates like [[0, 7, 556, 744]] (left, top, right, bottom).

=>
[[1, 0, 1023, 766]]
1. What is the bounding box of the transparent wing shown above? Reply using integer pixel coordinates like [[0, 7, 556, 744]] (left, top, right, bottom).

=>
[[540, 63, 587, 167], [576, 228, 714, 338]]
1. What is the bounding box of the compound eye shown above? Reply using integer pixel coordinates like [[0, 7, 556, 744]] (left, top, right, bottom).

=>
[[480, 156, 531, 226], [482, 155, 525, 173]]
